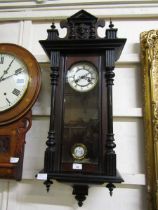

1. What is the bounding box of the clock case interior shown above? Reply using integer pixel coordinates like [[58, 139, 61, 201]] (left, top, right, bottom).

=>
[[38, 10, 126, 206], [59, 55, 107, 174]]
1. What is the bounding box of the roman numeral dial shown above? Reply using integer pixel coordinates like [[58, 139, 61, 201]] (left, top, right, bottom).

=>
[[0, 53, 29, 111], [67, 62, 98, 92]]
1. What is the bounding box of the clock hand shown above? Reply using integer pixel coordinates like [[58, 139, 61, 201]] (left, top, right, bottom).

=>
[[6, 98, 11, 106], [0, 58, 15, 81], [87, 77, 92, 83], [0, 69, 23, 82], [80, 72, 90, 79], [74, 72, 91, 83], [85, 77, 95, 82], [74, 77, 80, 83]]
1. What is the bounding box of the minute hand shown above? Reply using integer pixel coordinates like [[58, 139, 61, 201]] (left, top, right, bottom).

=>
[[0, 70, 23, 82], [74, 72, 91, 83]]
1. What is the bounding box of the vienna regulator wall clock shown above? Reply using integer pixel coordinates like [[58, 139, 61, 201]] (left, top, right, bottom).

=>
[[37, 10, 126, 206], [0, 43, 41, 180]]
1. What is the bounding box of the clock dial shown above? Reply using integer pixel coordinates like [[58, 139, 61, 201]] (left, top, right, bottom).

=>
[[67, 62, 98, 92], [0, 53, 29, 112], [72, 143, 87, 160]]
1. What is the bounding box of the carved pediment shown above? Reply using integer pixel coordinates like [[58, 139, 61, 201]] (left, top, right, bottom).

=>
[[60, 9, 105, 40], [68, 9, 97, 21], [46, 10, 120, 41]]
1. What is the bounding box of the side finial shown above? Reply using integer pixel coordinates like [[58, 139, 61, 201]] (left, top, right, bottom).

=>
[[47, 22, 59, 40], [105, 19, 118, 39], [109, 18, 114, 29]]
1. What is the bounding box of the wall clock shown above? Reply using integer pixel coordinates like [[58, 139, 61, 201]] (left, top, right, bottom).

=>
[[37, 10, 126, 206], [0, 43, 41, 180]]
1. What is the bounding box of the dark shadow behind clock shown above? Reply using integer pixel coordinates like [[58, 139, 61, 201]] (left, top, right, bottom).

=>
[[38, 10, 126, 207]]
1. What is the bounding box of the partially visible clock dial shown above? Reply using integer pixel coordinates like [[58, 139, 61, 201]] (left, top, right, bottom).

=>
[[0, 43, 41, 126], [0, 53, 29, 112], [67, 62, 98, 92]]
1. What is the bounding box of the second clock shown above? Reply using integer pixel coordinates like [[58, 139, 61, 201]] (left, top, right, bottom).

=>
[[0, 43, 41, 180]]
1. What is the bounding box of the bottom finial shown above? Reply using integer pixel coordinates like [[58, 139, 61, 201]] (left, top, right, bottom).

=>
[[44, 179, 53, 192], [106, 182, 116, 196], [72, 185, 88, 207]]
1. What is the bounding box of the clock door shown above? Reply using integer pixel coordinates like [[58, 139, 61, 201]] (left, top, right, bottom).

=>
[[61, 55, 105, 173]]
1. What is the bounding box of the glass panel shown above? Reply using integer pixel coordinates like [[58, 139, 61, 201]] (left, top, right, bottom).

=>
[[62, 62, 99, 164]]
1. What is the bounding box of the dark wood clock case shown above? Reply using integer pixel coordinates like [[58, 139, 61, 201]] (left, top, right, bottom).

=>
[[38, 10, 126, 206]]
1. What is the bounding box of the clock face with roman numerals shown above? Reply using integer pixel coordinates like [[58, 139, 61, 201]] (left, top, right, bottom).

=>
[[67, 62, 98, 92], [0, 53, 29, 112]]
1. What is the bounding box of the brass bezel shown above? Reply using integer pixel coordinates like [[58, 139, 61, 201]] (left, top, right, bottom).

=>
[[71, 143, 87, 160]]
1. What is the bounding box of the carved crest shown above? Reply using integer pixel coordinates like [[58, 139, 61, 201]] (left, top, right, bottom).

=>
[[46, 10, 119, 41], [64, 10, 100, 39], [47, 10, 105, 40]]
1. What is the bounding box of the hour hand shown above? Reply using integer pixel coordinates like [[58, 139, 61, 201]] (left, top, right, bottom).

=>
[[0, 58, 15, 81], [74, 77, 80, 83], [74, 73, 90, 83]]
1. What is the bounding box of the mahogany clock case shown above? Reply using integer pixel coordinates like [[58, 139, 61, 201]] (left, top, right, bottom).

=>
[[0, 111, 32, 180], [0, 43, 41, 180]]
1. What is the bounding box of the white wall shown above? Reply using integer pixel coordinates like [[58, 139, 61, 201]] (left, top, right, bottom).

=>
[[1, 1, 157, 209]]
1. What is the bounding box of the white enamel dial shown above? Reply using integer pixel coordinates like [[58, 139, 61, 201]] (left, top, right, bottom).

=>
[[72, 144, 87, 160], [0, 53, 29, 112], [67, 62, 98, 92]]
